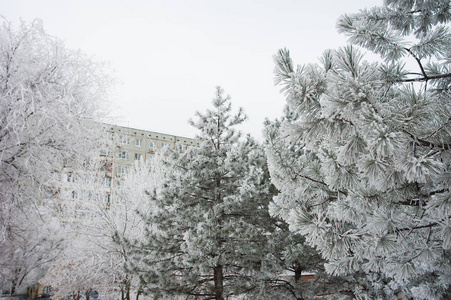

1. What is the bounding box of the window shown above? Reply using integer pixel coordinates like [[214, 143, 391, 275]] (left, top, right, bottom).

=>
[[102, 176, 112, 186], [135, 153, 142, 161], [161, 143, 170, 149], [119, 135, 130, 144], [135, 138, 142, 147], [66, 173, 74, 182], [176, 143, 186, 152], [105, 193, 111, 208], [118, 151, 129, 159], [149, 141, 156, 150], [117, 166, 128, 175]]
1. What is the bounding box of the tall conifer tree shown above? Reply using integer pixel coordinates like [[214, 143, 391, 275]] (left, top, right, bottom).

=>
[[266, 1, 451, 298], [130, 88, 322, 299], [131, 88, 266, 299]]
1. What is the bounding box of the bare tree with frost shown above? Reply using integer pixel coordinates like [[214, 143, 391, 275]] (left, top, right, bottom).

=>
[[266, 1, 451, 299], [43, 157, 167, 300], [0, 19, 110, 293]]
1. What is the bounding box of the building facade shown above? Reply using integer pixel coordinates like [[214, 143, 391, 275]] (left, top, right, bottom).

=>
[[55, 124, 198, 211], [102, 124, 198, 206]]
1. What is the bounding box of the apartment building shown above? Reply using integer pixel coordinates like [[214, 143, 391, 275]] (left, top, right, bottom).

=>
[[56, 124, 197, 210], [101, 124, 199, 206], [109, 124, 197, 173]]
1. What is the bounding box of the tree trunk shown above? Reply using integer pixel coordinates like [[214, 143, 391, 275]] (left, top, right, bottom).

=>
[[135, 288, 142, 300], [214, 265, 224, 300], [293, 263, 304, 300], [86, 290, 90, 300], [294, 264, 302, 283], [10, 268, 21, 295], [9, 279, 16, 296], [125, 281, 131, 300]]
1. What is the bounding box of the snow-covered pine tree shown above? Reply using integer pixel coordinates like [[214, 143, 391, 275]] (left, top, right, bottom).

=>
[[129, 87, 302, 299], [266, 1, 451, 299], [264, 116, 356, 300]]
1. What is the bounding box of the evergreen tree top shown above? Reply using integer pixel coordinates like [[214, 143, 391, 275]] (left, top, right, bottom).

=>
[[189, 86, 247, 146]]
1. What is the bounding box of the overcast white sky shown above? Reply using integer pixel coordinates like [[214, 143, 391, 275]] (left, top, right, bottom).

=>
[[2, 0, 382, 139]]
